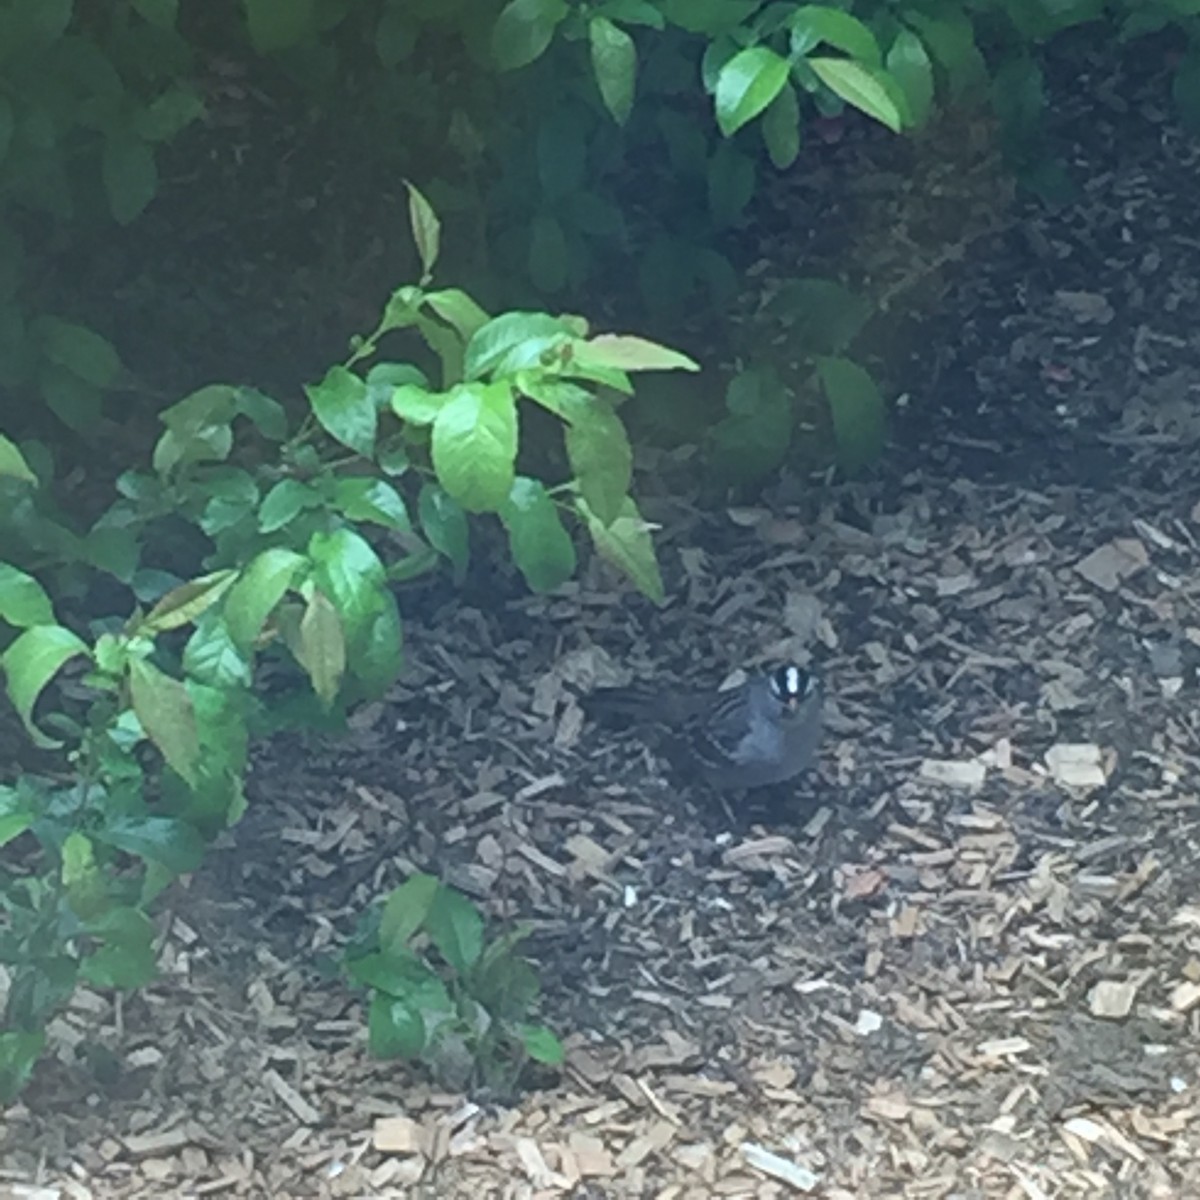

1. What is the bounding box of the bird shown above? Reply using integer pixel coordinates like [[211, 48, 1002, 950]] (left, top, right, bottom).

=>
[[582, 663, 823, 791]]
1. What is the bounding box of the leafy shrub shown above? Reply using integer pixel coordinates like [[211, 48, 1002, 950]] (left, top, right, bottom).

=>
[[0, 186, 694, 1098], [345, 873, 562, 1094]]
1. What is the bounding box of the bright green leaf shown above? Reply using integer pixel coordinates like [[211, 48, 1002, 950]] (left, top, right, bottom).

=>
[[715, 46, 790, 137], [431, 383, 518, 512], [808, 57, 905, 131], [305, 365, 376, 456], [0, 434, 36, 483], [423, 289, 490, 343], [789, 5, 881, 63], [464, 312, 576, 380], [500, 477, 577, 592], [391, 384, 448, 426], [576, 334, 698, 373], [1, 624, 90, 748], [0, 563, 53, 628]]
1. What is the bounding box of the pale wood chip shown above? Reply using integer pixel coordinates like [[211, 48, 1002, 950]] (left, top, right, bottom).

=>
[[263, 1068, 321, 1125], [919, 758, 987, 789], [373, 1115, 425, 1155], [740, 1143, 821, 1192]]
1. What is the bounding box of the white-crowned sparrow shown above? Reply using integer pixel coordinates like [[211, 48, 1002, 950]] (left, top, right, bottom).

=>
[[583, 663, 822, 790]]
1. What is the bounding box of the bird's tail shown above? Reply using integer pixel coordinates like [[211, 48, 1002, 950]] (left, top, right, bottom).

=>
[[580, 683, 677, 729]]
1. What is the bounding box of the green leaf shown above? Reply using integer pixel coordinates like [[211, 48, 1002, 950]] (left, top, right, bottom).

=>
[[259, 478, 322, 533], [590, 16, 636, 125], [199, 469, 260, 536], [34, 316, 121, 388], [292, 588, 344, 705], [576, 334, 698, 373], [423, 290, 490, 343], [80, 939, 158, 990], [492, 0, 569, 71], [761, 81, 801, 169], [528, 214, 569, 294], [715, 46, 790, 136], [96, 815, 206, 874], [391, 384, 448, 426], [817, 355, 887, 471], [0, 1031, 46, 1103], [0, 784, 34, 846], [0, 434, 36, 483], [102, 136, 158, 224], [367, 991, 427, 1059], [789, 5, 882, 63], [500, 477, 577, 593], [305, 365, 375, 456], [0, 563, 53, 627], [405, 181, 440, 280], [418, 483, 469, 583], [379, 874, 441, 953], [333, 477, 411, 531], [425, 886, 485, 975], [431, 383, 518, 513], [129, 658, 201, 785], [244, 0, 316, 52], [348, 949, 449, 1009], [808, 58, 905, 131], [305, 527, 398, 690], [141, 570, 238, 634], [578, 494, 664, 602], [563, 396, 632, 526], [182, 612, 253, 689], [464, 312, 576, 380], [518, 1023, 565, 1065], [233, 386, 289, 440], [887, 30, 934, 129], [1, 624, 90, 748], [153, 384, 236, 474]]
